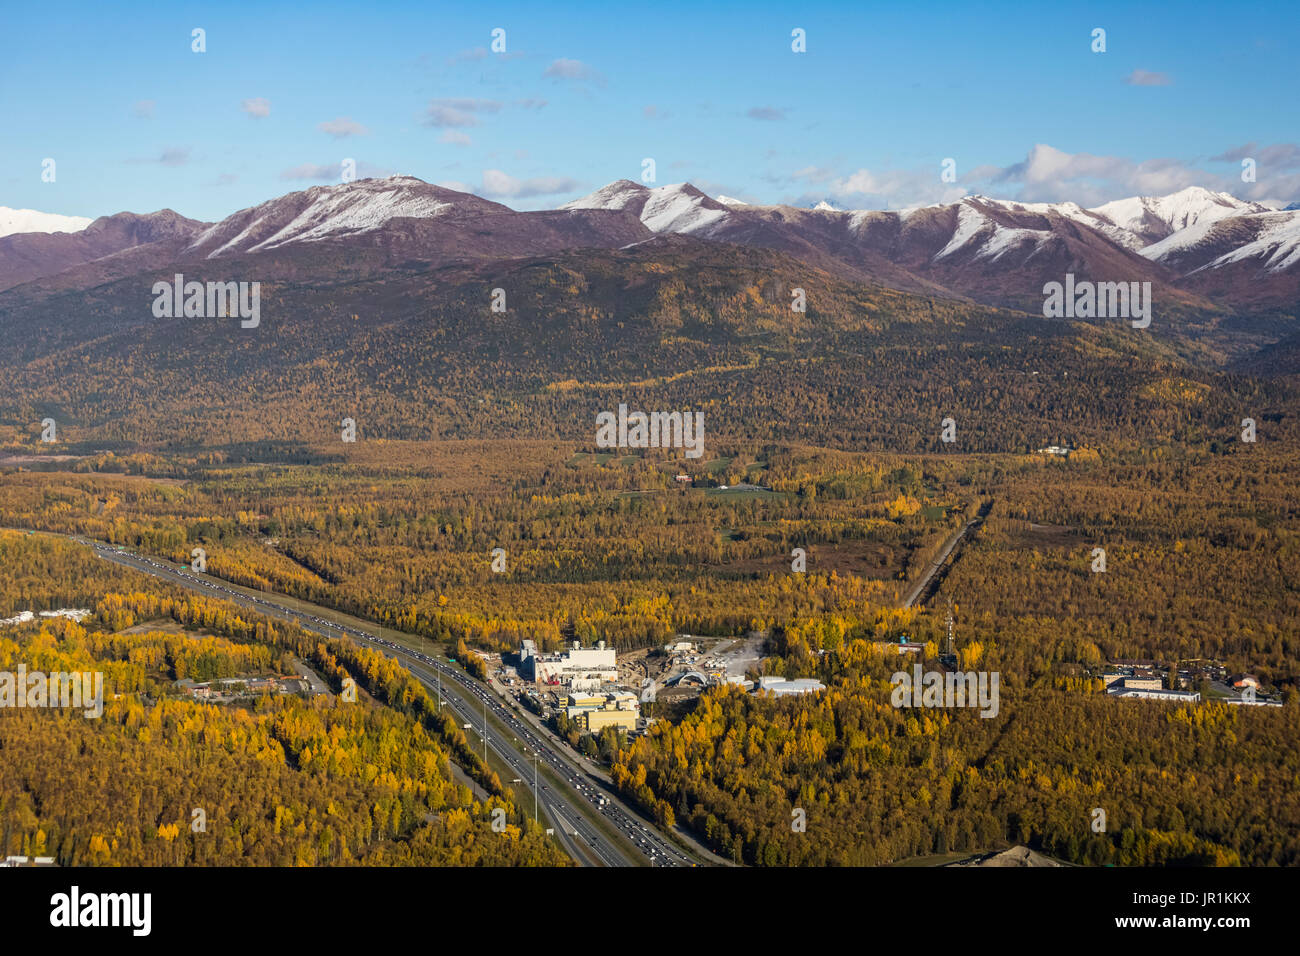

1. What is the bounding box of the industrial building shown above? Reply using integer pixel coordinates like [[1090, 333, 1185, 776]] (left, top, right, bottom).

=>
[[565, 691, 639, 733], [751, 676, 826, 697], [1221, 695, 1283, 707], [1102, 669, 1164, 691], [520, 639, 619, 691], [1118, 676, 1163, 691], [1108, 687, 1200, 702]]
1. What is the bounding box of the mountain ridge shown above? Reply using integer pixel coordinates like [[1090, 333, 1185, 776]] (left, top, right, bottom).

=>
[[3, 175, 1298, 313]]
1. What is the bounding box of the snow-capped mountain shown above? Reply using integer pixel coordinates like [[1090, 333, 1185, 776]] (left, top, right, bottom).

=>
[[561, 181, 736, 237], [1089, 186, 1269, 245], [1142, 210, 1298, 272], [1138, 208, 1300, 309], [188, 175, 511, 258], [3, 175, 1296, 312], [927, 201, 1056, 262], [960, 196, 1144, 251], [558, 182, 1294, 305], [0, 207, 92, 239]]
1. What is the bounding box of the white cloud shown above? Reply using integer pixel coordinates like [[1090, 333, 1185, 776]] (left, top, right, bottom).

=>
[[126, 147, 192, 167], [241, 97, 271, 118], [440, 131, 472, 146], [159, 147, 191, 167], [758, 141, 1300, 210], [319, 117, 370, 138], [281, 163, 337, 181], [1213, 142, 1300, 170], [422, 98, 502, 127], [992, 143, 1206, 204], [277, 160, 388, 181], [777, 144, 1231, 209], [132, 100, 155, 119], [786, 164, 964, 209], [1124, 69, 1172, 86], [543, 58, 605, 86], [480, 169, 581, 198]]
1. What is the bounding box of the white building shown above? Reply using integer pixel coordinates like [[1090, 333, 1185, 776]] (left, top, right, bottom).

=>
[[1221, 694, 1283, 708], [752, 676, 826, 697], [1109, 687, 1200, 702], [523, 640, 618, 690]]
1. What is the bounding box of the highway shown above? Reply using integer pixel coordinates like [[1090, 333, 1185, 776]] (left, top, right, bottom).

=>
[[901, 499, 994, 608], [57, 533, 700, 869]]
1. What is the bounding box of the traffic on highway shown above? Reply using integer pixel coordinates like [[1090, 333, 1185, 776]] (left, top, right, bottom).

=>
[[72, 536, 698, 869]]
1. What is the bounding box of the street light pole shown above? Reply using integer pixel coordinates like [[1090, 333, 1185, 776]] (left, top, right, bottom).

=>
[[533, 751, 538, 821]]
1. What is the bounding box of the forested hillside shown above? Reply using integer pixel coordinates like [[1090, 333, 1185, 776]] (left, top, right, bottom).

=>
[[2, 241, 1283, 452], [0, 532, 566, 866]]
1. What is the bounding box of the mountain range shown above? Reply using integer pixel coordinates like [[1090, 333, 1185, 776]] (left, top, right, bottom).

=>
[[4, 175, 1299, 452], [3, 178, 1297, 318]]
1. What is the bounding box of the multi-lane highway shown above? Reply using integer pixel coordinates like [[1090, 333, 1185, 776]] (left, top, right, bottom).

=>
[[54, 533, 701, 869]]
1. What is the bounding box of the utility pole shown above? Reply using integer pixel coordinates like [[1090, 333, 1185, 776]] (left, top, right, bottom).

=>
[[941, 593, 957, 669], [946, 602, 954, 658]]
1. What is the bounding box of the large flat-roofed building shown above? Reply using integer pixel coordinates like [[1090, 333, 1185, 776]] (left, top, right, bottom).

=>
[[566, 691, 639, 733], [1221, 695, 1283, 707], [752, 676, 826, 697], [522, 640, 618, 690], [1109, 687, 1200, 702], [1120, 676, 1163, 691]]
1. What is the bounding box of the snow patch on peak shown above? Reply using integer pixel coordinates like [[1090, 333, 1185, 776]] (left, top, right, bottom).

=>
[[933, 204, 1052, 262], [561, 180, 649, 212], [0, 206, 94, 239], [1141, 209, 1300, 275], [564, 181, 731, 236], [1197, 211, 1300, 274], [249, 184, 452, 253], [189, 177, 458, 258], [639, 184, 729, 234], [1091, 187, 1266, 240]]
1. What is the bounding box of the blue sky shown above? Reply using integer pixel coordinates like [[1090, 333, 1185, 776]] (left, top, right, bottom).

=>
[[2, 0, 1298, 222]]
